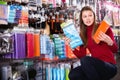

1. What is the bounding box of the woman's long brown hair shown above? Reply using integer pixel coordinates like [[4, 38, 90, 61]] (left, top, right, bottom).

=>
[[79, 6, 98, 46]]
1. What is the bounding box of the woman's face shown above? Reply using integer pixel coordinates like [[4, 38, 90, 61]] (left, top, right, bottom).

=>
[[82, 10, 94, 26]]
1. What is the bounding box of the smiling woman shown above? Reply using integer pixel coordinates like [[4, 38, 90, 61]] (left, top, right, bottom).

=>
[[81, 10, 94, 27], [67, 6, 118, 80]]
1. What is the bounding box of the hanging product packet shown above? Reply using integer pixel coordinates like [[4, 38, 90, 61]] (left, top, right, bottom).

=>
[[61, 20, 83, 49], [93, 11, 113, 44]]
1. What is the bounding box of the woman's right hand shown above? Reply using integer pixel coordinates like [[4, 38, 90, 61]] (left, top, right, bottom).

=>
[[63, 36, 80, 51], [63, 36, 71, 45]]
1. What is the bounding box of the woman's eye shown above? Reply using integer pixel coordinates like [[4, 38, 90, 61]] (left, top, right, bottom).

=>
[[83, 16, 87, 18], [89, 15, 92, 17]]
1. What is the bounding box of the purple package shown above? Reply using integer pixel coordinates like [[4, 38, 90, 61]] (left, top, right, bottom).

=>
[[14, 33, 26, 59]]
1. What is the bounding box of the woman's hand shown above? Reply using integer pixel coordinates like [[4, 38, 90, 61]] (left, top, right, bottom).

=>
[[63, 37, 74, 50], [98, 31, 113, 46], [63, 36, 80, 51], [63, 36, 71, 45]]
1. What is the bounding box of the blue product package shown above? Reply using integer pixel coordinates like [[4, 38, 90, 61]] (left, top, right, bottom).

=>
[[61, 21, 83, 49], [56, 68, 60, 80], [52, 68, 57, 80], [60, 64, 65, 80]]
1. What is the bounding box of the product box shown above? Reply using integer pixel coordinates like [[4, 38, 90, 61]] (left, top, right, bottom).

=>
[[93, 20, 109, 44], [93, 12, 112, 44], [61, 20, 83, 49]]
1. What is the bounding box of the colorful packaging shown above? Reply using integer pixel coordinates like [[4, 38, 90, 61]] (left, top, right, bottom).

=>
[[93, 12, 112, 44], [26, 32, 34, 58], [14, 32, 26, 59], [53, 34, 66, 58], [93, 20, 109, 44], [61, 20, 83, 49], [65, 44, 76, 58], [34, 33, 40, 57]]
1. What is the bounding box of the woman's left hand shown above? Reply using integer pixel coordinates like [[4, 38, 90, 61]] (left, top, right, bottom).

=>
[[98, 31, 113, 46]]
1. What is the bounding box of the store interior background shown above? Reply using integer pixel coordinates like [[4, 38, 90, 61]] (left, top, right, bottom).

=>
[[0, 0, 120, 80]]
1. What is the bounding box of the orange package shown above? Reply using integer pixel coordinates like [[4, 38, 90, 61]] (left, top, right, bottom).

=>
[[66, 44, 76, 59], [34, 33, 40, 57], [93, 20, 110, 44]]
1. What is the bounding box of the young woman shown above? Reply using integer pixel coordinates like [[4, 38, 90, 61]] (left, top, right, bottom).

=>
[[67, 6, 118, 80]]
